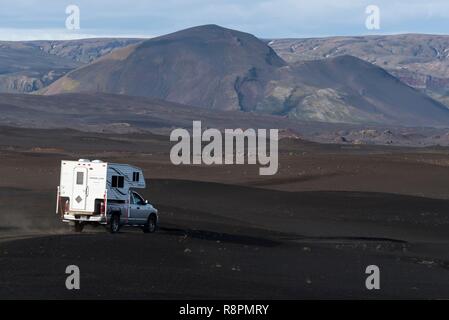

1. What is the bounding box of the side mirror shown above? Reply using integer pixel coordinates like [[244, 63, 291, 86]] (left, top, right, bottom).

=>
[[145, 200, 149, 204]]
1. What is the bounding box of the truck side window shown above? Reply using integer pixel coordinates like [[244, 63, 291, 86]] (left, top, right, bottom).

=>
[[133, 192, 145, 205], [133, 172, 140, 182]]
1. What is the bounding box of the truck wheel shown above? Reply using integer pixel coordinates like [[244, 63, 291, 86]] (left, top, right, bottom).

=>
[[143, 214, 157, 233], [109, 214, 121, 233], [74, 221, 84, 233]]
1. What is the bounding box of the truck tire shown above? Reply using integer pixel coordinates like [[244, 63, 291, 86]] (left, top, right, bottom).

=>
[[109, 214, 121, 233], [143, 214, 157, 233], [74, 221, 84, 233]]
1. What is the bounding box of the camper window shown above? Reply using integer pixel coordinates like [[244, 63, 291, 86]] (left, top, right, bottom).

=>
[[133, 172, 140, 182], [112, 175, 125, 188], [76, 172, 84, 185]]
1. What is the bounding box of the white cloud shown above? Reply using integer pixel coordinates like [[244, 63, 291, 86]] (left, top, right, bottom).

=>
[[0, 28, 154, 41]]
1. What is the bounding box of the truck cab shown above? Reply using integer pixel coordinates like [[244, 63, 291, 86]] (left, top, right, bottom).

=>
[[106, 190, 159, 233]]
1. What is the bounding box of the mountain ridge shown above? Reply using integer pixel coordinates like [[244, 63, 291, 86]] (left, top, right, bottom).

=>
[[39, 25, 449, 127]]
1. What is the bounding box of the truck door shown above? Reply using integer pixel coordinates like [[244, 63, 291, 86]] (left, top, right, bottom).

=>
[[72, 167, 88, 210], [129, 191, 147, 223]]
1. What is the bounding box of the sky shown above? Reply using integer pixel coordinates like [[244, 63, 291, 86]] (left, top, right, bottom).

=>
[[0, 0, 449, 40]]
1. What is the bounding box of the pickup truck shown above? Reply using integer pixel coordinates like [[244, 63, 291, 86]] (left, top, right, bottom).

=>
[[57, 159, 159, 234]]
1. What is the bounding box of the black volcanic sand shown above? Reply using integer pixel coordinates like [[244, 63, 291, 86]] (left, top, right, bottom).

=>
[[1, 180, 449, 299], [1, 231, 448, 299], [0, 128, 449, 299]]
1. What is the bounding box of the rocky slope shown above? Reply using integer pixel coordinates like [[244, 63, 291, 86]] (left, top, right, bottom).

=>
[[269, 34, 449, 107]]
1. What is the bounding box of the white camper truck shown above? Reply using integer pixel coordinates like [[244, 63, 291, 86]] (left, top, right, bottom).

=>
[[56, 159, 159, 233]]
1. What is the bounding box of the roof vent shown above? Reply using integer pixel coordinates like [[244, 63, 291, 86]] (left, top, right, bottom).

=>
[[91, 160, 104, 163], [78, 159, 91, 162]]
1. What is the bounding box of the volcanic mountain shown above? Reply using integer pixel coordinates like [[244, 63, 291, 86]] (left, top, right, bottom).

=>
[[42, 25, 449, 127], [42, 25, 285, 111]]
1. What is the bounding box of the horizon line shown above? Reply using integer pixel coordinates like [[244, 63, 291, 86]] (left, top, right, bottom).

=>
[[0, 26, 449, 42]]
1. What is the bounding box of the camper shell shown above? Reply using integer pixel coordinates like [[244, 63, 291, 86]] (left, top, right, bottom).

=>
[[57, 159, 158, 233]]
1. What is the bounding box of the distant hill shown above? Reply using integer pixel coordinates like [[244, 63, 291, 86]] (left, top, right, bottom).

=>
[[0, 38, 140, 93], [285, 55, 449, 127], [268, 34, 449, 107], [27, 38, 142, 63], [42, 25, 449, 127]]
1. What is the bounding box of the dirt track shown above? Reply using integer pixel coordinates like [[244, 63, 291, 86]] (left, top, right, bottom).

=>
[[0, 127, 449, 299]]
